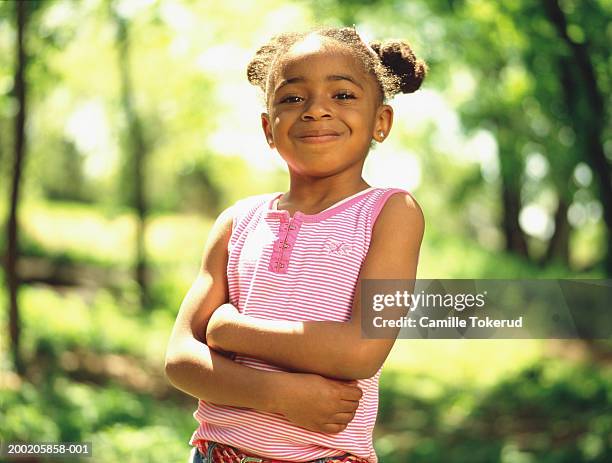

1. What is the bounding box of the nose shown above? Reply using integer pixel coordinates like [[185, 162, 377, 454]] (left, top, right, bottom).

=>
[[301, 94, 332, 121]]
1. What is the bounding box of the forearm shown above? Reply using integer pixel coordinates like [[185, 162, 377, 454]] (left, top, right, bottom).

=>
[[164, 338, 284, 413], [208, 314, 371, 379], [206, 191, 422, 381]]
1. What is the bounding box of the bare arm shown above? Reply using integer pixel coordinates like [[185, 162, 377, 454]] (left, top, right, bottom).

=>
[[164, 205, 363, 434], [164, 206, 279, 410], [206, 192, 425, 380]]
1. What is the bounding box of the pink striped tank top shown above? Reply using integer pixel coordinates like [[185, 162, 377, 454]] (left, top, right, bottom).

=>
[[190, 186, 410, 463]]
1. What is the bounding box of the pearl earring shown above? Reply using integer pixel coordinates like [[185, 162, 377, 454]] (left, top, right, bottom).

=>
[[379, 131, 385, 138]]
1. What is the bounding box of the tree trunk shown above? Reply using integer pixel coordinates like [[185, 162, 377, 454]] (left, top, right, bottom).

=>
[[542, 195, 570, 266], [111, 3, 149, 308], [500, 182, 529, 257], [542, 0, 612, 275], [498, 144, 529, 257], [6, 0, 29, 375]]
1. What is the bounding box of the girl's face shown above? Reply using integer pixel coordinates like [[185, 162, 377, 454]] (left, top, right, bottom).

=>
[[261, 40, 393, 179]]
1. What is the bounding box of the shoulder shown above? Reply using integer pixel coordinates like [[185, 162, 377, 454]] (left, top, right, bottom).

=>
[[362, 189, 424, 278], [373, 189, 425, 237], [233, 192, 278, 211], [211, 192, 281, 247], [201, 192, 278, 270], [215, 192, 278, 229], [203, 205, 234, 256], [372, 190, 425, 251], [230, 192, 278, 222]]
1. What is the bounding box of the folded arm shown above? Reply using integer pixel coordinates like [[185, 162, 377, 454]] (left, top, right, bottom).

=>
[[164, 206, 282, 412], [164, 206, 364, 434], [206, 192, 425, 380]]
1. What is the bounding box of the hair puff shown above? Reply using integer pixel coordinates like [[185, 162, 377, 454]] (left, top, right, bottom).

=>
[[246, 26, 428, 105], [370, 40, 428, 94]]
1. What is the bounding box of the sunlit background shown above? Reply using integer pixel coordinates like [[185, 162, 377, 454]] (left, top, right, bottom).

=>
[[1, 0, 611, 462]]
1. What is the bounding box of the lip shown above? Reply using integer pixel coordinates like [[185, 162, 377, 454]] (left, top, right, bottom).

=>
[[296, 130, 342, 144]]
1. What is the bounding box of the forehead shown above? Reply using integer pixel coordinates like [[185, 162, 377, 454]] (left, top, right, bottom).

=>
[[270, 36, 373, 91]]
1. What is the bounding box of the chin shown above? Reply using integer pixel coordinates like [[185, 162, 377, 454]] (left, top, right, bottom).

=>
[[292, 164, 348, 178]]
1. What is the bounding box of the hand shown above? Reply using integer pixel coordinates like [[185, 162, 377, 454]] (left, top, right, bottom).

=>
[[206, 303, 240, 352], [273, 372, 362, 434]]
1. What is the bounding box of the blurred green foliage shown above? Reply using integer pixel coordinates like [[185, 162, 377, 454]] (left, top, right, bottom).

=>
[[1, 378, 195, 463], [1, 0, 611, 462], [376, 361, 612, 462]]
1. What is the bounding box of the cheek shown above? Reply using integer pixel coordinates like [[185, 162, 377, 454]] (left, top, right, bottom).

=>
[[271, 113, 295, 137], [341, 104, 371, 120], [273, 111, 291, 125], [343, 110, 373, 134]]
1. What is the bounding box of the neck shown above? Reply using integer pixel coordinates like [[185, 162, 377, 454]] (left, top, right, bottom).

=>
[[281, 168, 370, 211]]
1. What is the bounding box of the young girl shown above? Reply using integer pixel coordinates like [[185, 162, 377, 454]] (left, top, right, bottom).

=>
[[165, 25, 427, 463]]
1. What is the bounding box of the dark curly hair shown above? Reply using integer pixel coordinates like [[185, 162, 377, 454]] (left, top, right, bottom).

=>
[[247, 25, 428, 108]]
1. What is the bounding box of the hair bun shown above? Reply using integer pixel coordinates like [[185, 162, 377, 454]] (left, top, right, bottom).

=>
[[247, 44, 276, 88], [370, 40, 428, 94]]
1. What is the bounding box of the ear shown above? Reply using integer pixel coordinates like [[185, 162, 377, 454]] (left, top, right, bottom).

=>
[[261, 112, 275, 149], [372, 104, 393, 143]]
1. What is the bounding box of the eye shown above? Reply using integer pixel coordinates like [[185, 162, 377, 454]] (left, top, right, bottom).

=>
[[279, 95, 302, 104], [334, 91, 356, 100]]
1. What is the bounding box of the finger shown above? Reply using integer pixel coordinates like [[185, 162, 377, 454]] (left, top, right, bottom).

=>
[[340, 386, 363, 401], [304, 423, 323, 433], [321, 423, 347, 434], [338, 399, 360, 413], [329, 378, 358, 385], [329, 411, 356, 424]]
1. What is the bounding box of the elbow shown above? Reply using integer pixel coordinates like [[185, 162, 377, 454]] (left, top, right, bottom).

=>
[[333, 346, 382, 380], [164, 350, 193, 386], [165, 355, 204, 394], [333, 362, 379, 380], [348, 361, 381, 380], [164, 335, 199, 383], [164, 353, 181, 384]]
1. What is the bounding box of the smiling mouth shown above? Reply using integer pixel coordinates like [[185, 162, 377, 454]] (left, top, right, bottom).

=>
[[297, 134, 342, 144]]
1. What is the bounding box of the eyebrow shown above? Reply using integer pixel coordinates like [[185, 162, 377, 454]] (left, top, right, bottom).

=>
[[275, 74, 364, 92]]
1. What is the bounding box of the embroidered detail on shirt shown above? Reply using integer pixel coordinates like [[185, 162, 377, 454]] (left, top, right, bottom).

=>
[[324, 238, 354, 257]]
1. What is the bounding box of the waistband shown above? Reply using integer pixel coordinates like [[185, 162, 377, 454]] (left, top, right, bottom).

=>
[[196, 441, 369, 463]]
